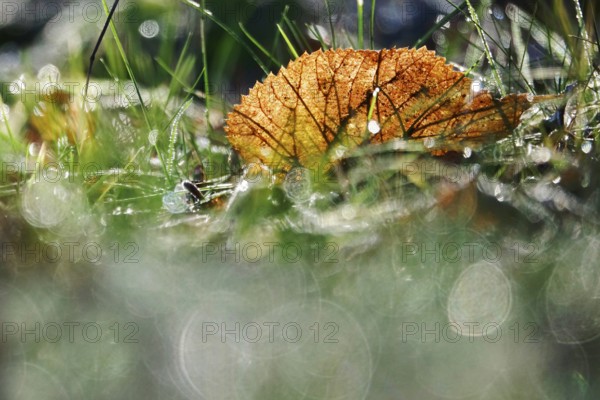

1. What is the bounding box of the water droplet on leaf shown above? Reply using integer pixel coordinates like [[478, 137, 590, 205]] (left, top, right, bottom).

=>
[[367, 120, 380, 134]]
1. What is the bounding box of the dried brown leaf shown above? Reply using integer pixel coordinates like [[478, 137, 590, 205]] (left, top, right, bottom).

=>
[[225, 47, 537, 172]]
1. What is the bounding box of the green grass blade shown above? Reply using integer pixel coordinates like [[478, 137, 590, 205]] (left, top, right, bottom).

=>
[[306, 23, 330, 50], [324, 0, 337, 48], [511, 5, 536, 92], [167, 32, 195, 106], [573, 0, 593, 73], [239, 22, 281, 67], [283, 13, 310, 51], [370, 0, 376, 49], [0, 99, 19, 153], [277, 24, 299, 58], [357, 0, 364, 49], [180, 0, 270, 75], [464, 0, 505, 96], [101, 0, 152, 130], [155, 58, 197, 94], [167, 98, 194, 184], [414, 2, 467, 48], [199, 0, 212, 132]]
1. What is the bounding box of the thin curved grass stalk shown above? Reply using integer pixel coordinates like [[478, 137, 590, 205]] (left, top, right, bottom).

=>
[[465, 0, 505, 96], [239, 22, 281, 67], [573, 0, 593, 72], [357, 0, 364, 49], [370, 0, 376, 49], [277, 24, 299, 59], [180, 0, 270, 74], [199, 0, 211, 132], [100, 0, 151, 130], [167, 99, 193, 182], [324, 0, 337, 48]]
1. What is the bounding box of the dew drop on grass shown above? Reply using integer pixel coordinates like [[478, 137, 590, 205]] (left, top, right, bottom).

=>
[[563, 96, 581, 128], [148, 129, 159, 146], [21, 179, 89, 237], [32, 102, 46, 117], [139, 20, 160, 38], [492, 4, 505, 19], [424, 137, 435, 149], [505, 3, 517, 19], [392, 139, 407, 150], [21, 180, 72, 228], [36, 64, 60, 82], [210, 145, 229, 154], [341, 204, 357, 219], [493, 184, 510, 202], [238, 179, 249, 192], [197, 136, 210, 149], [162, 185, 189, 214], [0, 104, 9, 122], [306, 24, 330, 45], [8, 75, 25, 94], [283, 167, 312, 203], [582, 172, 590, 188], [457, 21, 470, 34], [432, 31, 446, 46], [581, 141, 592, 154], [514, 136, 524, 147], [83, 101, 96, 113], [531, 146, 552, 163], [56, 137, 70, 152], [334, 145, 347, 158], [435, 14, 450, 29], [259, 146, 272, 157], [27, 143, 40, 156]]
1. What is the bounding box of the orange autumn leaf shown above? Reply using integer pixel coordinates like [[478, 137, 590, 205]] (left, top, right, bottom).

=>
[[225, 47, 537, 172]]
